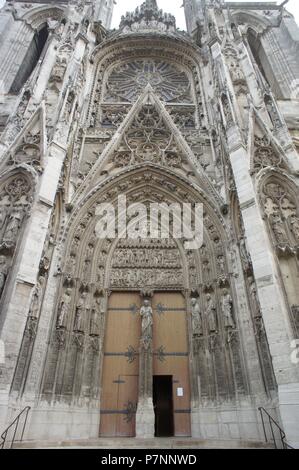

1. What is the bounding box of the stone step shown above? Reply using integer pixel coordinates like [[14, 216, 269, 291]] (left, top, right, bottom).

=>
[[13, 438, 274, 449]]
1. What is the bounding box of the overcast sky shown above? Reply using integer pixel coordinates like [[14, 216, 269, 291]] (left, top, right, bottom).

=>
[[0, 0, 298, 29]]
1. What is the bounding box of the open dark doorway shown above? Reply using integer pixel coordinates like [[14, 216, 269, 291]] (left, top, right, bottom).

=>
[[153, 376, 174, 437]]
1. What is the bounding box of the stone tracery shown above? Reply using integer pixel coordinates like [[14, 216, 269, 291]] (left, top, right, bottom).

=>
[[104, 60, 192, 104]]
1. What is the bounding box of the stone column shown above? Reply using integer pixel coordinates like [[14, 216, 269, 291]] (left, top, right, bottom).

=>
[[136, 298, 155, 438]]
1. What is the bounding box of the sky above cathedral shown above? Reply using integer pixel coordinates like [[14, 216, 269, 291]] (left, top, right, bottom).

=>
[[111, 0, 299, 30]]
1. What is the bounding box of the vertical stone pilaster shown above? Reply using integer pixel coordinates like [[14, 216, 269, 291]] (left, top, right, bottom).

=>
[[136, 298, 155, 438], [227, 125, 299, 447]]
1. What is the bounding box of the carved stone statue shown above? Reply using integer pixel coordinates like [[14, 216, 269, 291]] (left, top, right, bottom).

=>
[[90, 296, 105, 336], [270, 213, 288, 245], [249, 279, 261, 318], [0, 255, 8, 297], [206, 293, 217, 332], [29, 276, 44, 318], [57, 288, 72, 329], [217, 255, 225, 274], [221, 289, 235, 328], [0, 195, 11, 232], [191, 297, 202, 336], [289, 215, 299, 241], [3, 209, 24, 245], [140, 299, 153, 348], [74, 292, 90, 332], [239, 237, 251, 270]]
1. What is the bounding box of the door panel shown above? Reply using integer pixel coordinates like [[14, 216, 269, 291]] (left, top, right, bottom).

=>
[[100, 292, 141, 437], [100, 291, 191, 437], [153, 292, 191, 437]]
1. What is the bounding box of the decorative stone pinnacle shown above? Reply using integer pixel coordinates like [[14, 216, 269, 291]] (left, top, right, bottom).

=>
[[119, 0, 176, 32], [145, 0, 158, 9]]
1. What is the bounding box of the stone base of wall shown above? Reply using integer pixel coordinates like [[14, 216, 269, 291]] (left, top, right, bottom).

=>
[[0, 395, 284, 445], [136, 397, 155, 438], [278, 382, 299, 449], [191, 399, 280, 443]]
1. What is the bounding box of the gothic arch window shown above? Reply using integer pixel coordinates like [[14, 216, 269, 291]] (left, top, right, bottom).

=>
[[90, 56, 200, 133], [10, 24, 49, 94], [103, 59, 193, 105]]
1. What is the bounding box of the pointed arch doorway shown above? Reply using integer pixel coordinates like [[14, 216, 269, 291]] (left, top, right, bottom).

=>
[[100, 290, 191, 438]]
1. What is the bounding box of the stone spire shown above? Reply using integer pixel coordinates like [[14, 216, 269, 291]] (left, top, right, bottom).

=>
[[119, 0, 176, 33], [145, 0, 158, 8]]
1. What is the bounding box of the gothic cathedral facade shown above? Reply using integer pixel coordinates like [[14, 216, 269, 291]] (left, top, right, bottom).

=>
[[0, 0, 299, 447]]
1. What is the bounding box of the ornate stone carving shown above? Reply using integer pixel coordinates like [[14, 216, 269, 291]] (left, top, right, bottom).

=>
[[249, 278, 261, 318], [111, 103, 183, 169], [0, 255, 8, 298], [140, 299, 153, 350], [29, 277, 44, 319], [90, 296, 105, 336], [74, 292, 90, 333], [0, 176, 32, 251], [120, 1, 176, 35], [25, 315, 38, 340], [253, 136, 282, 173], [205, 293, 217, 333], [221, 289, 235, 329], [57, 288, 72, 329], [191, 297, 202, 336], [270, 212, 289, 246], [221, 93, 234, 128], [224, 45, 246, 85], [110, 238, 184, 288], [289, 215, 299, 243], [104, 60, 191, 104], [263, 181, 299, 252]]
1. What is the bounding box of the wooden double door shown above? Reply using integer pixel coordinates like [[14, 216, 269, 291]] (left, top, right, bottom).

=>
[[100, 291, 191, 437]]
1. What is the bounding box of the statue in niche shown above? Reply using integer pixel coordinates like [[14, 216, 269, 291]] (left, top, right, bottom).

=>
[[3, 208, 24, 245], [29, 276, 44, 318], [217, 255, 225, 274], [66, 254, 76, 275], [289, 214, 299, 242], [221, 289, 235, 329], [270, 212, 288, 245], [85, 243, 94, 260], [239, 238, 251, 269], [74, 291, 90, 332], [200, 244, 208, 259], [57, 288, 72, 329], [191, 298, 202, 336], [249, 278, 261, 318], [203, 260, 211, 282], [90, 296, 105, 336], [0, 195, 11, 232], [0, 255, 8, 297], [140, 299, 153, 349], [205, 293, 217, 333]]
